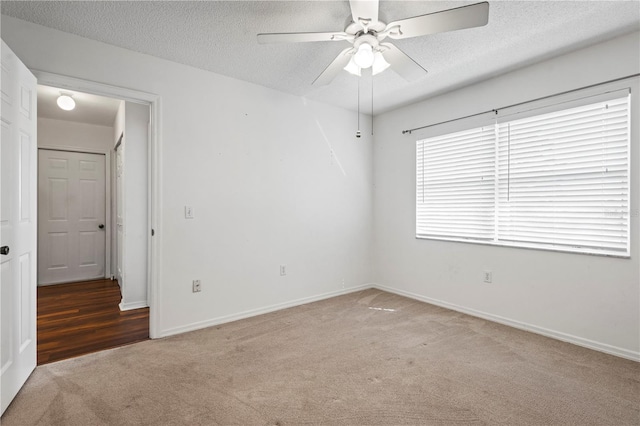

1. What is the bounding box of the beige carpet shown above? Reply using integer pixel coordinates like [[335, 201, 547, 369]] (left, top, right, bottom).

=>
[[2, 289, 639, 425]]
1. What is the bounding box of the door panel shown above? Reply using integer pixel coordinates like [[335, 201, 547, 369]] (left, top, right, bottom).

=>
[[78, 231, 98, 266], [1, 121, 12, 226], [1, 39, 37, 416], [19, 253, 32, 349], [79, 179, 97, 218], [19, 133, 31, 220], [0, 261, 13, 370], [38, 150, 106, 285], [48, 178, 68, 219]]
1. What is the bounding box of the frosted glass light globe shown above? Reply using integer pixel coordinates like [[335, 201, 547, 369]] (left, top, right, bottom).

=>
[[57, 95, 75, 111], [372, 52, 391, 75], [343, 57, 362, 76], [353, 43, 375, 69]]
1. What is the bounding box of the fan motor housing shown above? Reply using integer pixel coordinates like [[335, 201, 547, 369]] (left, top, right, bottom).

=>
[[345, 20, 387, 36], [353, 33, 380, 49]]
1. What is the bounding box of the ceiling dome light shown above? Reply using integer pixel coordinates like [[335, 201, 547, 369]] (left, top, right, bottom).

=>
[[353, 43, 375, 69], [372, 52, 391, 76], [57, 94, 75, 111], [343, 57, 361, 76]]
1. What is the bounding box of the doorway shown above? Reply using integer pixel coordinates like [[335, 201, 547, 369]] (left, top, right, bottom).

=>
[[1, 42, 161, 414], [35, 84, 151, 363], [34, 70, 161, 340]]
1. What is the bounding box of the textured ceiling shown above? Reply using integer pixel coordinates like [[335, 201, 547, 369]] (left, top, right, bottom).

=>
[[38, 84, 121, 127], [3, 1, 639, 114]]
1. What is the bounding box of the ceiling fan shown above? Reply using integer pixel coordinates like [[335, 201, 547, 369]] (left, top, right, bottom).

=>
[[258, 1, 489, 86]]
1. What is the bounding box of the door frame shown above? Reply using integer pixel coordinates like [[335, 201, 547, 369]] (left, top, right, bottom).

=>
[[37, 147, 111, 284], [33, 70, 162, 339]]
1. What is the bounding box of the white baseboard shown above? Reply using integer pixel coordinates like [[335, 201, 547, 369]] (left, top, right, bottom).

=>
[[155, 282, 638, 362], [159, 284, 373, 338], [373, 283, 640, 362], [119, 301, 148, 311]]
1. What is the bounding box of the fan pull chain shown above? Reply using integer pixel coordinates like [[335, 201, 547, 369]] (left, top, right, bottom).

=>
[[356, 77, 361, 138], [371, 75, 374, 136]]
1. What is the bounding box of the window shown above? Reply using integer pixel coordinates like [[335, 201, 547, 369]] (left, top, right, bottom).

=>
[[416, 93, 630, 257], [416, 126, 496, 241]]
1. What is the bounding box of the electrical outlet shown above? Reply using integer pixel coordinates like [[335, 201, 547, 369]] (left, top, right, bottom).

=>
[[483, 271, 492, 283], [185, 206, 194, 219], [192, 279, 201, 292], [280, 265, 286, 276]]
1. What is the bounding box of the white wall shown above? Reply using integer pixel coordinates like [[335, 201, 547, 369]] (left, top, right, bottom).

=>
[[120, 102, 149, 309], [112, 99, 150, 310], [38, 117, 113, 152], [113, 100, 124, 146], [112, 101, 124, 280], [1, 15, 373, 336], [373, 31, 640, 360]]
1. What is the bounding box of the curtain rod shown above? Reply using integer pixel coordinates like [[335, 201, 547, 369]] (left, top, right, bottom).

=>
[[401, 73, 640, 135]]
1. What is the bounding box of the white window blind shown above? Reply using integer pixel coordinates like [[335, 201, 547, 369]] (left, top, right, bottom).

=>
[[496, 96, 630, 255], [416, 94, 630, 257], [417, 126, 496, 241]]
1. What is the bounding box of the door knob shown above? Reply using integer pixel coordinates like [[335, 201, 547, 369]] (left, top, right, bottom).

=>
[[0, 246, 9, 255], [98, 224, 105, 229]]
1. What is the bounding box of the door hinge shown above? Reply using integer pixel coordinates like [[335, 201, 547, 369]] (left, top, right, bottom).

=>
[[151, 229, 155, 236]]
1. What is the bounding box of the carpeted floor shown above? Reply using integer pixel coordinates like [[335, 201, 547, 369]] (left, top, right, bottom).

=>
[[2, 289, 639, 425]]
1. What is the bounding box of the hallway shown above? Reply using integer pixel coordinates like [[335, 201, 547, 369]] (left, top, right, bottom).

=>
[[37, 279, 149, 364]]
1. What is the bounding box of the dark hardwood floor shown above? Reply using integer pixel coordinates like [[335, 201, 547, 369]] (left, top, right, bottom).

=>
[[37, 279, 149, 365]]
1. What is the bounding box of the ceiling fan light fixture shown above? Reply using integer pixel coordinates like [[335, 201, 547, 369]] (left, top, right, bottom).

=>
[[372, 51, 391, 75], [353, 43, 375, 69], [259, 1, 490, 86], [344, 57, 362, 76], [57, 93, 75, 111]]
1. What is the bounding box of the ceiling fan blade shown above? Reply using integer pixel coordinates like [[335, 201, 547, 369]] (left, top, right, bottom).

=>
[[380, 43, 427, 81], [349, 0, 379, 24], [385, 2, 489, 40], [257, 32, 349, 44], [312, 48, 354, 86]]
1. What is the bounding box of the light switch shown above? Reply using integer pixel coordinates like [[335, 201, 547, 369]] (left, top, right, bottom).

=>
[[185, 206, 194, 219]]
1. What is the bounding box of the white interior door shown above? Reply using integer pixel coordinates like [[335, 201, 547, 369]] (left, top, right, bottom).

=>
[[0, 40, 37, 415], [38, 150, 106, 285]]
